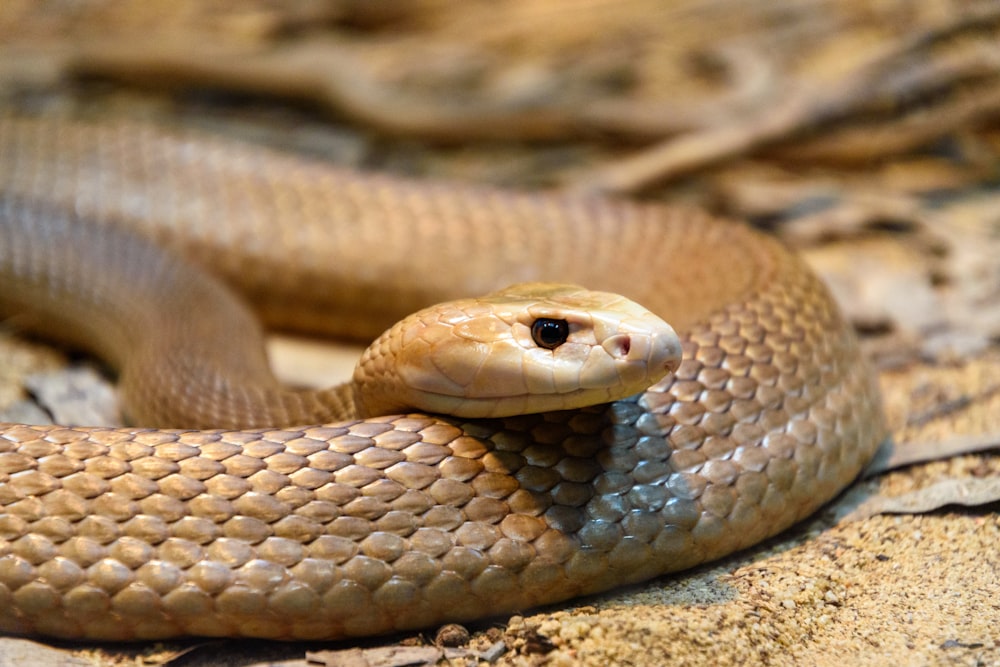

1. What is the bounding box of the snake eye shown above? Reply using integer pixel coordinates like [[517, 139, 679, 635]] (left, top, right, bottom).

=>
[[531, 318, 569, 350]]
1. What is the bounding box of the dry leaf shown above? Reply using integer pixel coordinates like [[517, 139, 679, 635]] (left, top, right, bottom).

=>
[[21, 366, 120, 426], [839, 477, 1000, 523], [0, 638, 90, 667], [304, 646, 472, 667]]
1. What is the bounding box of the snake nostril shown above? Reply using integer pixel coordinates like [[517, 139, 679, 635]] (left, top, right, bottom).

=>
[[604, 334, 632, 359]]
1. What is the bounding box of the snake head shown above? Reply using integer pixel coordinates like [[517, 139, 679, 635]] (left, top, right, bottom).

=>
[[353, 283, 682, 418]]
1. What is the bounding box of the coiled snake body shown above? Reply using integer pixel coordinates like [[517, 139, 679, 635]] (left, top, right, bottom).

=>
[[0, 116, 886, 641]]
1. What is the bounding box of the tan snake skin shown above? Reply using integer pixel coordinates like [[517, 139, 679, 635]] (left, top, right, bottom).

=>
[[0, 115, 887, 641]]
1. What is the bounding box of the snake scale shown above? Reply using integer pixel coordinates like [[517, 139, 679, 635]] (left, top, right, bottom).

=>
[[0, 115, 886, 641]]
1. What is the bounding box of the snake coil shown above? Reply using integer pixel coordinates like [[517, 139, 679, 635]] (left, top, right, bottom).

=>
[[0, 115, 886, 640]]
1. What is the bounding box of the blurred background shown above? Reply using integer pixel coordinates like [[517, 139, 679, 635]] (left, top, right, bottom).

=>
[[1, 2, 999, 666]]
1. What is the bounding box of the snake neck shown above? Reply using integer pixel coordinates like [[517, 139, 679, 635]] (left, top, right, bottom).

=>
[[1, 195, 362, 430], [122, 367, 360, 429]]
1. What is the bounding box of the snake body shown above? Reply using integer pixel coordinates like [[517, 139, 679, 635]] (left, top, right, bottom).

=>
[[0, 115, 886, 641]]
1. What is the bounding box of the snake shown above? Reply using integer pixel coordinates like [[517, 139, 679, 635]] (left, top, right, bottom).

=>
[[0, 114, 887, 641]]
